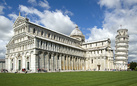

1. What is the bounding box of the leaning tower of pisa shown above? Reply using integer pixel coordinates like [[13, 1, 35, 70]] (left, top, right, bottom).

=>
[[115, 28, 129, 71]]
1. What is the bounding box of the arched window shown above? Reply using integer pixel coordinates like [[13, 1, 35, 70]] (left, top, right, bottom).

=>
[[54, 35, 56, 39], [91, 59, 93, 64], [57, 55, 59, 60], [59, 37, 60, 41], [49, 54, 51, 59], [119, 32, 121, 35], [33, 28, 35, 34], [51, 43, 52, 47], [48, 33, 50, 38], [123, 32, 125, 35], [65, 56, 66, 60], [41, 41, 42, 46], [123, 37, 125, 40], [41, 31, 43, 36], [45, 32, 47, 37]]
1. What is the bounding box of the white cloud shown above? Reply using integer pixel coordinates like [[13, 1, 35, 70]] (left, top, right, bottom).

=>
[[87, 0, 137, 62], [123, 0, 137, 7], [19, 5, 43, 16], [0, 16, 13, 40], [3, 0, 7, 5], [98, 0, 121, 9], [28, 0, 37, 6], [19, 5, 75, 35], [0, 40, 7, 58], [8, 13, 18, 21], [64, 10, 73, 16], [0, 16, 13, 59], [0, 1, 14, 59], [87, 26, 115, 42], [40, 10, 75, 35], [38, 0, 50, 9], [0, 6, 5, 14], [86, 26, 116, 51], [0, 0, 75, 59]]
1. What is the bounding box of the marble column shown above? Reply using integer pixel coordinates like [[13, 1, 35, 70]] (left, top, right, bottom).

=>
[[77, 58, 79, 70], [61, 55, 64, 70], [69, 57, 71, 70], [14, 57, 17, 72], [83, 58, 85, 70], [58, 54, 61, 71], [108, 59, 110, 71], [84, 58, 86, 70], [43, 53, 46, 69], [79, 58, 81, 70], [104, 57, 106, 71], [73, 57, 75, 70], [5, 56, 8, 71], [68, 56, 70, 70], [41, 52, 44, 69], [56, 54, 59, 70], [65, 55, 67, 70], [78, 58, 80, 70], [53, 53, 57, 71], [80, 58, 82, 70], [61, 55, 63, 70], [49, 53, 51, 71], [44, 52, 47, 70], [51, 53, 54, 72], [40, 53, 43, 69], [76, 57, 77, 70], [22, 54, 25, 69], [71, 57, 73, 70], [81, 59, 83, 70], [35, 54, 38, 72], [46, 52, 49, 71]]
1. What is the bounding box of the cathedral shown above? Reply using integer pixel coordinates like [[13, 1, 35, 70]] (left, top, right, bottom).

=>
[[5, 14, 128, 73]]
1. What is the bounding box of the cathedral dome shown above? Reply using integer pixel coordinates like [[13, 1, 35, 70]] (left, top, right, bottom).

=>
[[70, 25, 84, 37], [70, 25, 85, 42]]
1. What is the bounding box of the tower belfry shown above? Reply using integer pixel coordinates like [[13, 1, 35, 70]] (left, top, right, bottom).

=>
[[115, 26, 129, 70]]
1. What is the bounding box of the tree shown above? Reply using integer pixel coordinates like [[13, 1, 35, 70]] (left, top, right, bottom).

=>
[[130, 62, 137, 70], [135, 67, 137, 71]]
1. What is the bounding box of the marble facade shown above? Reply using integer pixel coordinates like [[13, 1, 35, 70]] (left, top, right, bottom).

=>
[[5, 15, 115, 73]]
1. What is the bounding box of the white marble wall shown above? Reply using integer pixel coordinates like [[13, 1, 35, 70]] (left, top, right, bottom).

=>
[[6, 16, 116, 73]]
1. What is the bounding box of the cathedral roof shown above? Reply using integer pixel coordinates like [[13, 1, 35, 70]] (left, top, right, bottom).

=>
[[70, 25, 84, 37]]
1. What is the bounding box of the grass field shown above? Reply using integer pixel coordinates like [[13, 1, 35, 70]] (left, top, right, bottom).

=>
[[0, 71, 137, 86]]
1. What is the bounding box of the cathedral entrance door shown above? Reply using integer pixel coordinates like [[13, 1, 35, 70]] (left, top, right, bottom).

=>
[[18, 60, 21, 71], [97, 65, 101, 71]]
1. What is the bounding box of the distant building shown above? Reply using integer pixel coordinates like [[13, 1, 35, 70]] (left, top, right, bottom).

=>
[[5, 14, 116, 73], [0, 59, 5, 72]]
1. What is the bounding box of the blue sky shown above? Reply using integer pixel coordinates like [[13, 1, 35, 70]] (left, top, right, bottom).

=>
[[0, 0, 137, 62], [1, 0, 105, 39]]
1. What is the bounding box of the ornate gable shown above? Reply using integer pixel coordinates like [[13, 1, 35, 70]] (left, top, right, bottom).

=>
[[7, 37, 15, 46], [6, 33, 34, 49], [13, 16, 29, 28]]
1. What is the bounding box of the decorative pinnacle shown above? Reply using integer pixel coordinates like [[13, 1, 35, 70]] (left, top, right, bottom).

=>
[[120, 25, 122, 29], [75, 24, 78, 28], [19, 12, 21, 16]]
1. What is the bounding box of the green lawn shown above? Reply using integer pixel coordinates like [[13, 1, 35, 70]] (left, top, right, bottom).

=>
[[0, 71, 137, 86]]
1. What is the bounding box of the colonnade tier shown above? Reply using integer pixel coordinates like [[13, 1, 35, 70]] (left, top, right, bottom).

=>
[[36, 51, 86, 72]]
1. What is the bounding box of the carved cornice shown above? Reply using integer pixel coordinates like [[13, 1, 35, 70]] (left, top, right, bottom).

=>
[[115, 50, 128, 52], [115, 45, 128, 48], [115, 40, 129, 43], [116, 35, 129, 38]]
